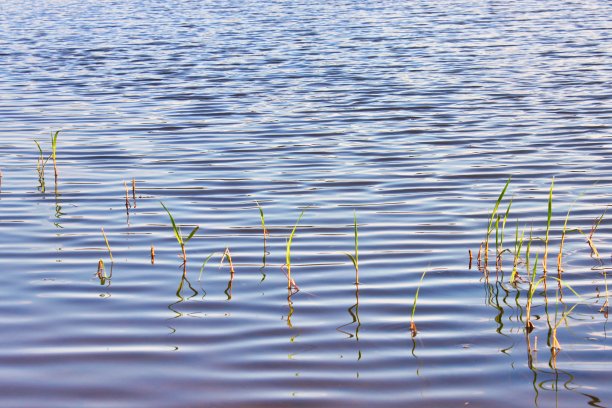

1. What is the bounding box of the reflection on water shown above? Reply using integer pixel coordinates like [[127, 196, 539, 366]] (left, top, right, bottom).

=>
[[0, 0, 610, 406]]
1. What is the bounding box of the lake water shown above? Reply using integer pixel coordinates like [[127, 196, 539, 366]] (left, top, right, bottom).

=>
[[0, 0, 611, 406]]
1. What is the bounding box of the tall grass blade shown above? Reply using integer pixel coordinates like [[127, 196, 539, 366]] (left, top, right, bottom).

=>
[[410, 269, 428, 337], [198, 252, 217, 281], [542, 177, 554, 273], [285, 210, 304, 290], [101, 227, 113, 263], [344, 210, 360, 284], [485, 176, 511, 267]]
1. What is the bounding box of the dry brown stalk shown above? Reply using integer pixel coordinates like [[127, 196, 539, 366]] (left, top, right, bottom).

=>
[[132, 178, 137, 208], [124, 181, 130, 210], [468, 249, 473, 269], [151, 245, 155, 264], [222, 247, 235, 274]]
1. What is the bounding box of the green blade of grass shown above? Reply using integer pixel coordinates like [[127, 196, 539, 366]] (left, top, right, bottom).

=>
[[101, 227, 113, 263], [160, 201, 183, 245], [286, 210, 305, 288], [411, 270, 428, 322], [198, 252, 217, 281], [184, 226, 199, 243]]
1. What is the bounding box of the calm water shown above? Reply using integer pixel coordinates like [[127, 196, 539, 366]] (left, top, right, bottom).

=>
[[0, 0, 611, 406]]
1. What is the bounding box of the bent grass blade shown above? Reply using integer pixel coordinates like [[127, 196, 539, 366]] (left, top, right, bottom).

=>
[[285, 210, 304, 291], [410, 270, 428, 337], [160, 201, 199, 264]]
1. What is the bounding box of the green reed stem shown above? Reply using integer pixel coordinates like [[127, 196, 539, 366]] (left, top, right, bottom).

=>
[[344, 210, 359, 284], [285, 210, 304, 290], [101, 227, 113, 263]]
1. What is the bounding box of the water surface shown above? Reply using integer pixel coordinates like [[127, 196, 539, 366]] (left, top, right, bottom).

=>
[[0, 0, 611, 406]]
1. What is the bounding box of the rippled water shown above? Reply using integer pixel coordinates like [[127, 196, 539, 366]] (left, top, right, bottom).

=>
[[1, 0, 611, 406]]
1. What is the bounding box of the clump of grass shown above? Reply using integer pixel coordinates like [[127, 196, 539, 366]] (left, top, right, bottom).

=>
[[344, 210, 360, 284], [160, 202, 199, 264], [284, 210, 304, 291], [484, 177, 511, 269], [101, 227, 113, 263], [34, 140, 50, 192], [410, 270, 428, 337]]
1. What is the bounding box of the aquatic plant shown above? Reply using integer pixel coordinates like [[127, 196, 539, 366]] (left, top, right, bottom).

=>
[[344, 211, 360, 284], [484, 177, 511, 269], [34, 140, 50, 192], [542, 178, 554, 274], [256, 201, 269, 268], [284, 210, 304, 291], [124, 181, 131, 211], [51, 130, 59, 179], [151, 245, 155, 265], [495, 197, 513, 270], [510, 222, 525, 284], [101, 227, 113, 263], [525, 253, 539, 332], [221, 247, 235, 274], [198, 252, 217, 281], [160, 202, 199, 264], [256, 201, 269, 240], [132, 178, 137, 208], [410, 270, 428, 337], [587, 207, 607, 258]]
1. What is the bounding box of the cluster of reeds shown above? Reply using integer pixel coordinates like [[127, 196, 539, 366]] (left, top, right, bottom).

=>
[[34, 131, 60, 192], [477, 178, 608, 355]]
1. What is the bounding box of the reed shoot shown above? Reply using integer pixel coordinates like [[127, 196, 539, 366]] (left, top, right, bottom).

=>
[[510, 222, 525, 284], [557, 203, 574, 273], [410, 270, 428, 337], [285, 210, 304, 290], [132, 178, 137, 208], [256, 201, 269, 239], [496, 197, 513, 265], [344, 211, 359, 284], [587, 207, 607, 258], [221, 247, 235, 274], [151, 245, 155, 264], [525, 253, 539, 332], [198, 252, 217, 281], [484, 177, 511, 268], [34, 140, 50, 192], [101, 227, 113, 263], [542, 177, 554, 274], [124, 181, 130, 210], [51, 130, 59, 179], [160, 202, 200, 264]]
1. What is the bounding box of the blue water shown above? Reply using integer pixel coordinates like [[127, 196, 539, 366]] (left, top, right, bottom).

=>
[[0, 0, 611, 406]]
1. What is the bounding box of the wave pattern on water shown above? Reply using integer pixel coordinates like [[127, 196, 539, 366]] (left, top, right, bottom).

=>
[[0, 0, 610, 407]]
